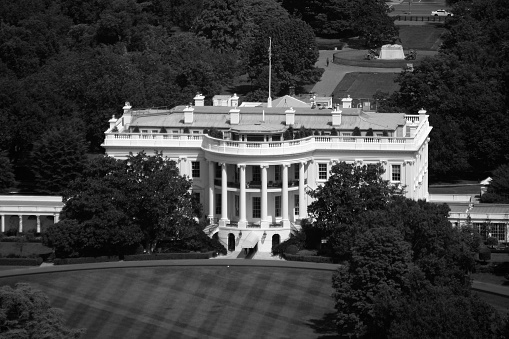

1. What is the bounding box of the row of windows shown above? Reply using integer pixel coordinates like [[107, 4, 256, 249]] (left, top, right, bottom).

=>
[[194, 161, 402, 183]]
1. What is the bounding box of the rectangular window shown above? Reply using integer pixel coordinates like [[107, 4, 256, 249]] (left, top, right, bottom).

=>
[[252, 197, 261, 218], [318, 164, 328, 180], [274, 165, 281, 182], [215, 194, 221, 215], [193, 130, 200, 134], [235, 195, 239, 217], [252, 166, 261, 182], [391, 165, 401, 182], [192, 161, 200, 178], [172, 130, 179, 134], [275, 196, 281, 217], [294, 194, 299, 216], [294, 164, 299, 180], [151, 129, 159, 133]]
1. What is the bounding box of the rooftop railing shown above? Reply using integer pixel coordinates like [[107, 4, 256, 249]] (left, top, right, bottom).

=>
[[103, 115, 431, 155]]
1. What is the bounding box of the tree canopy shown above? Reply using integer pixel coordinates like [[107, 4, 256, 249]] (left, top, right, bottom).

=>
[[377, 0, 509, 180], [305, 161, 505, 338], [0, 283, 84, 338], [280, 0, 397, 46], [43, 152, 210, 258]]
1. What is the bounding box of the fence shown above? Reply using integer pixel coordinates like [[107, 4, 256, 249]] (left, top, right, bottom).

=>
[[394, 15, 450, 22]]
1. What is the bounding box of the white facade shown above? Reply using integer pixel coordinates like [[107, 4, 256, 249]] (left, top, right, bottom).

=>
[[103, 95, 432, 252]]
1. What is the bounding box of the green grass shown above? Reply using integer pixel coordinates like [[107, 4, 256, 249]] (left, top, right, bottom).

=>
[[428, 185, 481, 195], [0, 267, 337, 338], [332, 72, 400, 99], [397, 25, 446, 51]]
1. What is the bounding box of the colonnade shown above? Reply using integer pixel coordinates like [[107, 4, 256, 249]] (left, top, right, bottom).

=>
[[208, 161, 309, 228], [0, 213, 59, 233]]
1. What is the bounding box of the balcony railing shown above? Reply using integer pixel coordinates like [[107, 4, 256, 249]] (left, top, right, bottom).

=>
[[213, 179, 307, 189], [103, 115, 431, 155]]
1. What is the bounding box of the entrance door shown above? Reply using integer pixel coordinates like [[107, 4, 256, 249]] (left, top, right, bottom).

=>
[[272, 234, 280, 249], [228, 233, 236, 251]]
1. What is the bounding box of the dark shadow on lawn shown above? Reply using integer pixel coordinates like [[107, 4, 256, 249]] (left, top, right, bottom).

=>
[[307, 312, 341, 338]]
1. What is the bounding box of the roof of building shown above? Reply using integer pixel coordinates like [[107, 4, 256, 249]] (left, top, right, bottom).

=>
[[129, 105, 406, 132], [272, 95, 310, 108], [449, 203, 509, 215]]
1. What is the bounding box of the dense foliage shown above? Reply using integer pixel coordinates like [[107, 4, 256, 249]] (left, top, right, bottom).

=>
[[302, 162, 505, 337], [0, 0, 322, 192], [481, 163, 509, 203], [0, 283, 84, 338], [281, 0, 398, 46], [377, 0, 509, 180], [43, 152, 224, 258]]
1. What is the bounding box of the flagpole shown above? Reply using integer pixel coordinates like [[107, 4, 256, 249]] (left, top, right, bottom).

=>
[[268, 37, 272, 108]]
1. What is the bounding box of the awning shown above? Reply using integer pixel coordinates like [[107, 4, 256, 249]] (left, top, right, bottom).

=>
[[241, 232, 259, 249]]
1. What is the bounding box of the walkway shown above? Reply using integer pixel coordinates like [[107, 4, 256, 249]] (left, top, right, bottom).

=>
[[311, 50, 402, 97]]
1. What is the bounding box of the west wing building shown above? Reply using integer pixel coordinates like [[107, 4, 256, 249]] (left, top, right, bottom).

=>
[[102, 94, 432, 252]]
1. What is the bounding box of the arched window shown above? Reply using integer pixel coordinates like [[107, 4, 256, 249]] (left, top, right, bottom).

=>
[[228, 233, 236, 251], [272, 234, 280, 249]]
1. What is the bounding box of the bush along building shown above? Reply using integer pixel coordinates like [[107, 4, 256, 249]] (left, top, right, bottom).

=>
[[102, 93, 432, 252]]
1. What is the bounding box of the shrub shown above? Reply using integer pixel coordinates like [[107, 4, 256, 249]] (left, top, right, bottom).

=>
[[366, 128, 374, 136], [272, 231, 305, 257], [284, 254, 332, 263], [160, 127, 167, 133], [285, 244, 299, 255], [353, 127, 361, 136], [0, 257, 42, 266], [4, 228, 18, 237], [486, 237, 498, 248], [478, 247, 491, 262], [124, 252, 214, 261], [53, 256, 119, 265]]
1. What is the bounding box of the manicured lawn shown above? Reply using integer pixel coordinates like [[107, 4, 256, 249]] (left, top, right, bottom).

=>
[[0, 266, 337, 339], [428, 184, 481, 195], [397, 25, 446, 51], [332, 72, 399, 99]]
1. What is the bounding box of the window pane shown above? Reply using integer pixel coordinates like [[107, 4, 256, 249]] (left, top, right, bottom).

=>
[[319, 164, 327, 180], [192, 161, 200, 178], [275, 196, 281, 217], [253, 197, 261, 218], [391, 165, 401, 182]]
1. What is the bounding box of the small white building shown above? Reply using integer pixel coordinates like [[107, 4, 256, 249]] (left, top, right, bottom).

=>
[[102, 94, 432, 252]]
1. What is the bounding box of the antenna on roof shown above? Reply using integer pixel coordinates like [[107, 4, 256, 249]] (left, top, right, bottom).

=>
[[267, 37, 272, 108]]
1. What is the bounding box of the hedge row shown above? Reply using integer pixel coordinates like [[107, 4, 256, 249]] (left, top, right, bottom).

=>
[[52, 252, 216, 265], [53, 256, 120, 265], [284, 254, 332, 264], [124, 252, 215, 261], [0, 257, 43, 266]]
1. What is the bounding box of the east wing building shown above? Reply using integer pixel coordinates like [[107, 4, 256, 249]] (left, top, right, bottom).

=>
[[102, 94, 432, 252]]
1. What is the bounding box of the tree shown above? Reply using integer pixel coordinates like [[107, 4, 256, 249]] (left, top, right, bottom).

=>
[[44, 152, 203, 257], [31, 121, 88, 194], [352, 127, 361, 136], [246, 17, 321, 96], [481, 163, 509, 203], [0, 283, 84, 338], [280, 0, 397, 46], [332, 227, 413, 338], [192, 0, 252, 52], [0, 151, 16, 193], [307, 162, 401, 258]]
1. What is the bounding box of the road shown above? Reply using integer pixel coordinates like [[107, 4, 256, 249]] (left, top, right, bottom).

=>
[[389, 0, 451, 17]]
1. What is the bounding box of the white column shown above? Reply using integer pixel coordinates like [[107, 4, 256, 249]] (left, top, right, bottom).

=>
[[220, 163, 228, 225], [405, 160, 414, 199], [36, 215, 41, 233], [1, 214, 4, 233], [54, 213, 59, 223], [18, 215, 23, 233], [239, 164, 247, 227], [282, 164, 289, 226], [299, 162, 307, 219], [261, 165, 268, 226], [208, 161, 215, 223], [179, 156, 188, 176]]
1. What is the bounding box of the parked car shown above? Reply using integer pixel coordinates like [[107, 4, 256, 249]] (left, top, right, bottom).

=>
[[431, 9, 453, 16]]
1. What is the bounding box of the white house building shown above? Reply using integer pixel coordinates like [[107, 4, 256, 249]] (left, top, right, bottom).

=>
[[102, 93, 432, 252]]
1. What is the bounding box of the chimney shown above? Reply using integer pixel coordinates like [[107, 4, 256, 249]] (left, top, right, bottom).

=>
[[184, 105, 194, 124], [194, 93, 205, 107], [342, 95, 353, 108], [109, 115, 117, 130], [121, 102, 133, 130], [285, 107, 295, 125], [418, 108, 427, 122], [231, 93, 239, 107], [230, 108, 240, 125], [332, 107, 342, 127]]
